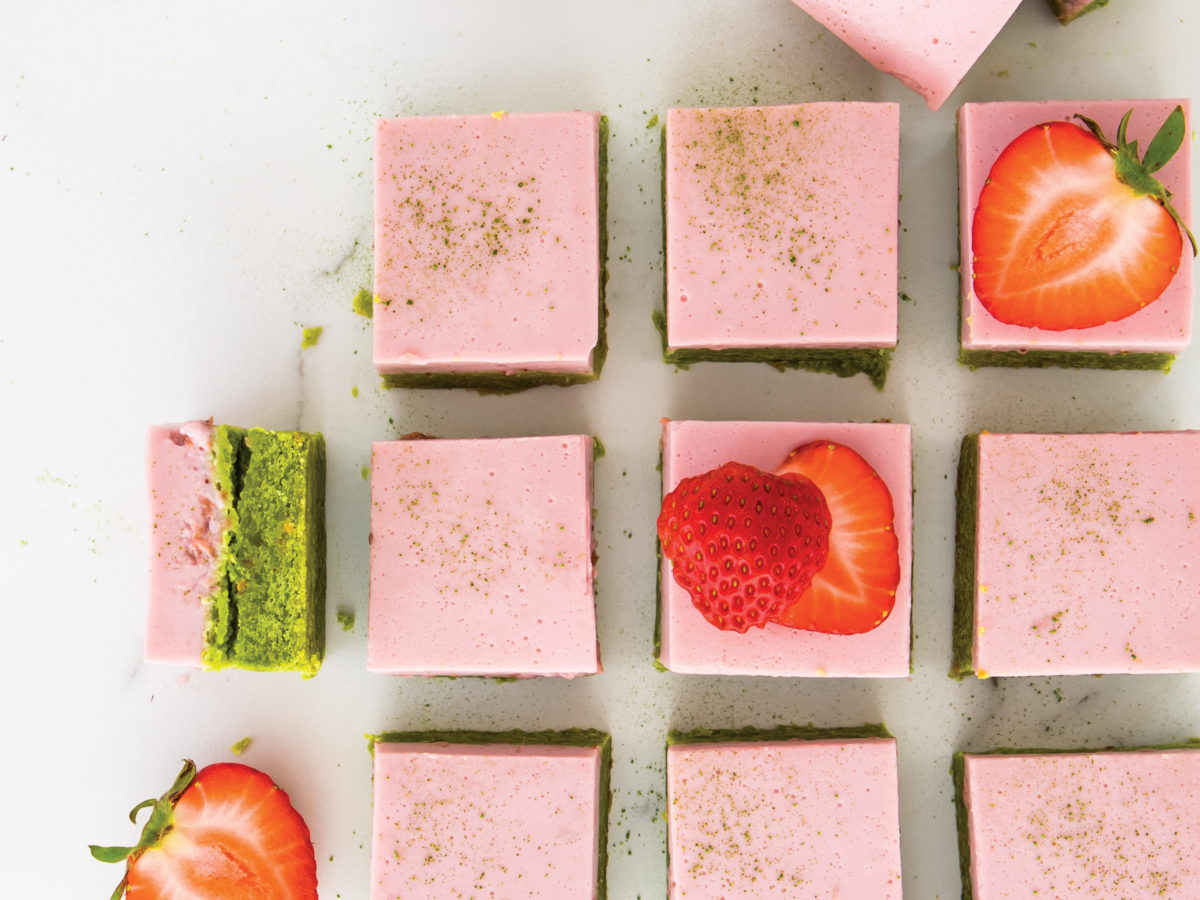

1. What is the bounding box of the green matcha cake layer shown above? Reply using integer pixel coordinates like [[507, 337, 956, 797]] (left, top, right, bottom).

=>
[[651, 312, 893, 390], [203, 426, 326, 676], [952, 738, 1200, 900], [1048, 0, 1111, 24], [959, 347, 1173, 372], [369, 728, 612, 899], [668, 723, 893, 746], [950, 433, 979, 680], [381, 115, 610, 394]]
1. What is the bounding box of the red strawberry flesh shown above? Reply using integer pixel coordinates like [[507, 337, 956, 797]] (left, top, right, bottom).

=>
[[658, 460, 831, 633], [773, 441, 900, 635]]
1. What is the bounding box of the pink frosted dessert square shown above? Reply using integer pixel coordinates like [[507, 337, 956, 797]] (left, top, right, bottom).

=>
[[658, 420, 912, 677], [790, 1, 1022, 110], [956, 746, 1200, 899], [959, 100, 1193, 368], [667, 727, 902, 899], [660, 103, 899, 389], [368, 434, 599, 677], [373, 111, 605, 389], [953, 432, 1200, 678], [370, 731, 610, 900]]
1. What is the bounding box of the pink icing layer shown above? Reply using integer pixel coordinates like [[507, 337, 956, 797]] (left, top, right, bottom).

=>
[[373, 111, 600, 375], [963, 750, 1200, 898], [371, 742, 602, 900], [668, 738, 902, 899], [659, 420, 912, 677], [791, 0, 1022, 110], [367, 435, 599, 677], [973, 432, 1200, 677], [959, 100, 1193, 354], [145, 422, 227, 667], [665, 103, 899, 351]]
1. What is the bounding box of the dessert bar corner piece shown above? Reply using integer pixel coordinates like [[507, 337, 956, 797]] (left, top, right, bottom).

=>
[[369, 729, 611, 900], [952, 431, 1200, 678], [667, 724, 901, 899], [660, 102, 899, 389], [373, 111, 607, 391], [145, 421, 326, 675], [958, 99, 1193, 371], [1048, 0, 1111, 24], [955, 744, 1200, 900], [367, 434, 599, 677], [657, 420, 912, 677], [789, 0, 1023, 110]]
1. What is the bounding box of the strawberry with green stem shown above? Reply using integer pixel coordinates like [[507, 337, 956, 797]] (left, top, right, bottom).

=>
[[972, 105, 1195, 331], [90, 760, 317, 900]]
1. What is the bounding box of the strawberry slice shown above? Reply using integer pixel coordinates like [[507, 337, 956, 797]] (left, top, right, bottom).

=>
[[972, 106, 1196, 331], [90, 760, 317, 900], [658, 461, 831, 633], [773, 441, 899, 635]]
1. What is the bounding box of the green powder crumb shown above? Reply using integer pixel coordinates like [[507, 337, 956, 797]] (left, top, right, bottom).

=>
[[352, 288, 373, 319], [646, 114, 659, 128], [351, 386, 359, 398], [230, 737, 252, 755], [361, 465, 370, 481], [336, 610, 355, 631], [301, 326, 323, 348]]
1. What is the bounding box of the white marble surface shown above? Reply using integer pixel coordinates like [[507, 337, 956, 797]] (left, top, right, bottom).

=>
[[3, 1, 1199, 897]]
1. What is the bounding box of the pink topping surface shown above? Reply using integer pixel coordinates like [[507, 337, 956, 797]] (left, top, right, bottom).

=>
[[668, 737, 901, 899], [373, 111, 600, 375], [659, 420, 912, 677], [790, 0, 1022, 110], [963, 749, 1200, 899], [974, 432, 1200, 676], [367, 435, 598, 677], [371, 741, 602, 900], [959, 99, 1193, 354], [665, 103, 899, 352], [145, 422, 227, 666]]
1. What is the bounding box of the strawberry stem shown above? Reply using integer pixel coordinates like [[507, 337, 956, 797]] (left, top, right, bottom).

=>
[[1075, 108, 1197, 258]]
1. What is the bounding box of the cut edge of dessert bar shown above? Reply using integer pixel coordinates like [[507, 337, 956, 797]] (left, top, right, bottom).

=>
[[950, 433, 979, 680], [146, 422, 326, 676], [951, 739, 1200, 900], [367, 728, 612, 899], [379, 116, 610, 393], [1047, 0, 1111, 24], [668, 722, 893, 747]]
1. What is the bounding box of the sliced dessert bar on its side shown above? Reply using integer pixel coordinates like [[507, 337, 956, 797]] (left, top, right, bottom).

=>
[[955, 744, 1200, 900], [146, 421, 326, 675], [368, 729, 611, 900], [367, 434, 600, 677], [952, 431, 1200, 678], [667, 724, 901, 899], [659, 103, 899, 389], [373, 111, 607, 391], [958, 100, 1193, 371]]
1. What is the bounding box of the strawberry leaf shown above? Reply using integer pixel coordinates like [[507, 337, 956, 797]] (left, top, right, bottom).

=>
[[88, 844, 135, 863], [1143, 105, 1186, 174], [127, 798, 155, 823]]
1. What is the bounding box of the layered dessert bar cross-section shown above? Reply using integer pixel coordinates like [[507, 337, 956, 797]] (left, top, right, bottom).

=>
[[373, 111, 607, 390], [369, 730, 611, 900], [368, 434, 599, 677], [659, 103, 899, 388], [667, 725, 902, 899], [955, 744, 1200, 899], [953, 431, 1200, 678], [145, 421, 326, 675]]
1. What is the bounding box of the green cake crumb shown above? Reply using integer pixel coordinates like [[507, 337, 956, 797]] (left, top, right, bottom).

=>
[[230, 736, 252, 755], [352, 287, 373, 318], [336, 610, 355, 631], [361, 465, 370, 481], [350, 386, 359, 398], [646, 114, 659, 128], [301, 326, 323, 348]]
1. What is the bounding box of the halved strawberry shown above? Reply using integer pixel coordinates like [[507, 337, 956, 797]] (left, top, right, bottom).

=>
[[90, 760, 317, 900], [658, 461, 831, 633], [773, 441, 899, 635], [972, 106, 1196, 331]]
